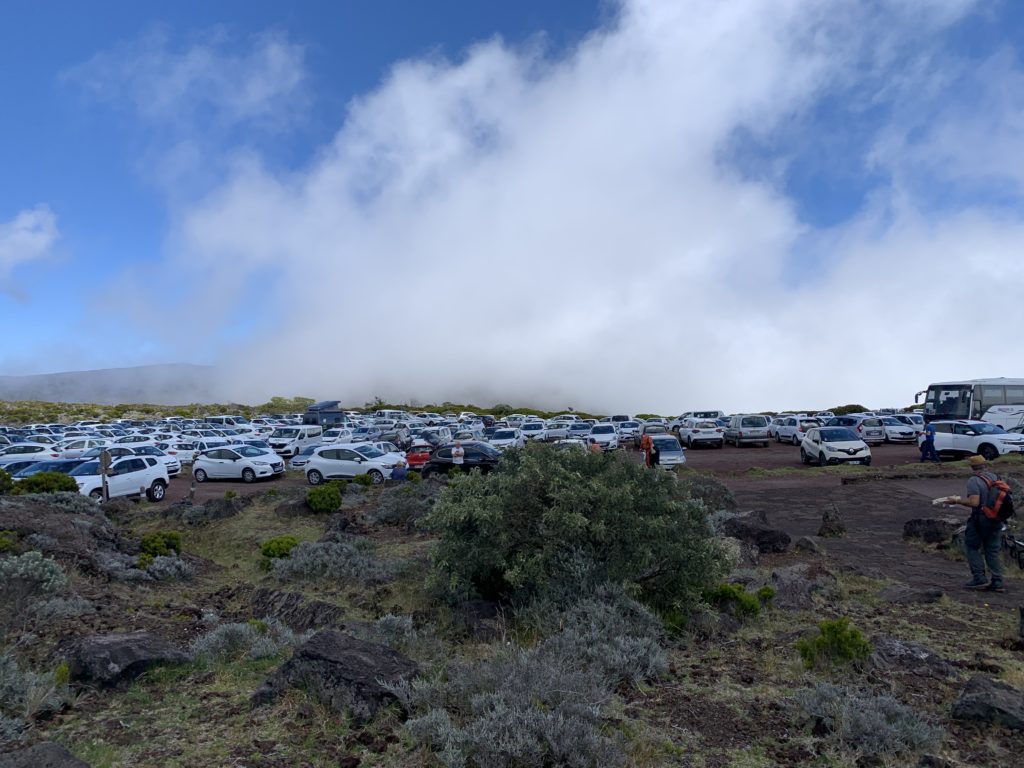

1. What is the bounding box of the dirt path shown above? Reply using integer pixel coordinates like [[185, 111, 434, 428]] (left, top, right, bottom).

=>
[[730, 477, 1023, 610]]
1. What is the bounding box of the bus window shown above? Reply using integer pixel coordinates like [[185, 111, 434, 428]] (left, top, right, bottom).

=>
[[930, 386, 971, 418], [1006, 387, 1024, 403], [981, 386, 1007, 405]]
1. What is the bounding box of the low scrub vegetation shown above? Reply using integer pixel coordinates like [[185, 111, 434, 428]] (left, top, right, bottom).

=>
[[189, 618, 308, 664], [260, 535, 299, 560], [703, 583, 773, 618], [0, 552, 67, 636], [0, 470, 12, 495], [424, 443, 726, 612], [9, 472, 78, 496], [270, 540, 390, 584], [796, 617, 872, 669], [306, 482, 343, 514], [795, 683, 941, 760]]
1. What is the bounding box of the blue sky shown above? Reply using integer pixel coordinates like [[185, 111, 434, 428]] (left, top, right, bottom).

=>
[[1, 0, 1023, 411]]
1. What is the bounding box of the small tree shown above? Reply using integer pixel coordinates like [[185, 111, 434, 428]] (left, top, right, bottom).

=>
[[423, 443, 726, 612]]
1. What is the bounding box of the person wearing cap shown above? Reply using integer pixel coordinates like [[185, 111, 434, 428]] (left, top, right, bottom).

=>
[[948, 455, 1004, 592]]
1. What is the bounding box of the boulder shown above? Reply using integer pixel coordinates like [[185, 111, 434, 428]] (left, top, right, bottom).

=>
[[795, 536, 822, 554], [0, 742, 91, 768], [722, 537, 760, 568], [817, 504, 845, 538], [903, 517, 961, 544], [252, 630, 418, 723], [721, 514, 790, 553], [871, 635, 954, 679], [951, 676, 1024, 730], [274, 499, 311, 518], [68, 631, 188, 687], [754, 564, 838, 610], [877, 584, 944, 605], [248, 588, 346, 632]]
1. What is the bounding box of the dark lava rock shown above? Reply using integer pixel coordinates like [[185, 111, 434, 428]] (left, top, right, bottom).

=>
[[918, 756, 957, 768], [274, 498, 310, 518], [878, 584, 945, 604], [252, 630, 418, 724], [0, 741, 91, 767], [817, 504, 846, 538], [722, 513, 790, 553], [951, 676, 1024, 730], [68, 631, 188, 687], [163, 495, 253, 525], [249, 588, 346, 632], [794, 536, 822, 554], [903, 517, 961, 544], [871, 635, 954, 679]]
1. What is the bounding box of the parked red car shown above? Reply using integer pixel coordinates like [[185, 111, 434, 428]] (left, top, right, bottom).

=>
[[405, 443, 433, 471]]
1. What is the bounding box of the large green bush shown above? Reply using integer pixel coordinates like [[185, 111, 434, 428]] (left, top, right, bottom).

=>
[[140, 530, 182, 558], [261, 535, 300, 560], [423, 443, 726, 611], [10, 472, 78, 495]]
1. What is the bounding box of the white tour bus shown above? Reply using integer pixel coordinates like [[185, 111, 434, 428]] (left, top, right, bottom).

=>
[[916, 378, 1024, 429]]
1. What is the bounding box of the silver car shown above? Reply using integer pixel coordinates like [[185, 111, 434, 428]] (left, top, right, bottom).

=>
[[825, 415, 885, 445], [724, 415, 770, 447]]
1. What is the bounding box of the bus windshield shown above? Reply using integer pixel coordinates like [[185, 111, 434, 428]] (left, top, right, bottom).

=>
[[924, 385, 972, 420]]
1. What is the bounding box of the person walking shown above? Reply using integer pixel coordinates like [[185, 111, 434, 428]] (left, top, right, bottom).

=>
[[588, 438, 603, 454], [949, 455, 1005, 592], [920, 422, 941, 463]]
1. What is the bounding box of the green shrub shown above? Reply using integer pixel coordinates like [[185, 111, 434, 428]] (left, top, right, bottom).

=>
[[261, 535, 300, 560], [140, 530, 182, 558], [423, 443, 726, 611], [137, 552, 155, 570], [0, 469, 12, 495], [0, 552, 67, 635], [704, 583, 761, 618], [353, 473, 375, 487], [10, 472, 78, 495], [0, 531, 17, 554], [796, 617, 872, 669], [407, 470, 422, 485], [224, 490, 237, 501], [306, 482, 343, 513], [755, 585, 776, 606]]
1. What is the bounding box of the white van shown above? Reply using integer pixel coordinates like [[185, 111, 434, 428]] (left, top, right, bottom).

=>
[[269, 425, 323, 458], [206, 415, 251, 427]]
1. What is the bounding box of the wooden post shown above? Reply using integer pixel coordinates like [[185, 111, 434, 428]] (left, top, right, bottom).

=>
[[99, 450, 111, 503]]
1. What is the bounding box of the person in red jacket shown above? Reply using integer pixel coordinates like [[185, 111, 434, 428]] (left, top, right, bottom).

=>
[[640, 432, 654, 467]]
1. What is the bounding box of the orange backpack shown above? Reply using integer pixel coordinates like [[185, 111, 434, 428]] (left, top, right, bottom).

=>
[[980, 475, 1015, 522]]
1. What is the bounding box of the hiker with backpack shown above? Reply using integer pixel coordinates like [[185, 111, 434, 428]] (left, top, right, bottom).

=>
[[949, 455, 1014, 592]]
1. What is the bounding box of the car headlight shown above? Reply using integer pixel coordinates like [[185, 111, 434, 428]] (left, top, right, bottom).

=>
[[825, 445, 839, 452], [253, 461, 270, 466]]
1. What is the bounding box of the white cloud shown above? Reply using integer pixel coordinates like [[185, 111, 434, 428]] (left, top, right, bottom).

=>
[[0, 206, 59, 298], [124, 0, 1024, 412], [64, 27, 306, 131]]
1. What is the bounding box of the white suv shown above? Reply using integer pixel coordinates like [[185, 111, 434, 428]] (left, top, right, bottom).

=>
[[588, 423, 620, 451], [71, 456, 169, 501], [921, 420, 1024, 461], [304, 444, 397, 485]]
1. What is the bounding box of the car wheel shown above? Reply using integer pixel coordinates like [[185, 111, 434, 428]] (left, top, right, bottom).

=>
[[818, 452, 827, 467], [307, 469, 323, 486], [979, 444, 999, 461], [146, 480, 166, 502], [717, 440, 723, 449], [241, 468, 256, 483], [863, 457, 872, 466], [367, 469, 384, 485], [194, 468, 208, 483], [89, 488, 103, 500], [792, 435, 800, 446], [800, 449, 808, 465]]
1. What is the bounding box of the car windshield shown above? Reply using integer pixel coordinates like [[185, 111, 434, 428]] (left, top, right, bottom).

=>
[[355, 446, 385, 459], [653, 437, 681, 451], [494, 430, 516, 439], [570, 423, 589, 431], [592, 425, 615, 434], [523, 423, 542, 431], [973, 423, 1006, 435], [621, 422, 639, 428], [478, 443, 502, 458], [237, 446, 268, 457], [70, 461, 100, 476], [820, 428, 859, 442], [741, 417, 767, 427], [645, 426, 666, 434], [880, 417, 901, 425], [271, 428, 299, 438]]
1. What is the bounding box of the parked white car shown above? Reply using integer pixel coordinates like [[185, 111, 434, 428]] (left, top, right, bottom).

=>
[[724, 415, 770, 447], [773, 417, 821, 446], [322, 428, 355, 444], [520, 422, 547, 441], [678, 419, 725, 448], [921, 420, 1024, 461], [0, 443, 61, 460], [800, 427, 871, 466], [616, 421, 640, 442], [193, 445, 285, 483], [71, 456, 169, 501], [304, 444, 396, 485], [56, 438, 109, 458], [489, 428, 525, 450], [130, 445, 182, 477], [588, 423, 620, 451], [154, 441, 198, 465], [878, 417, 918, 443]]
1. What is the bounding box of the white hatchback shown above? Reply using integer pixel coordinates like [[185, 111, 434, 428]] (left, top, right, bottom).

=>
[[588, 424, 620, 451], [303, 444, 397, 485], [192, 445, 285, 483]]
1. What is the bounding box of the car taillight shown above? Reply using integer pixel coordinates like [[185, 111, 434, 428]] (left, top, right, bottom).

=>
[[738, 431, 744, 438], [692, 429, 700, 433], [716, 428, 723, 433]]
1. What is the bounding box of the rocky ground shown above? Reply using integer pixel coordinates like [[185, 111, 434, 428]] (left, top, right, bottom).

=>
[[1, 450, 1023, 767]]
